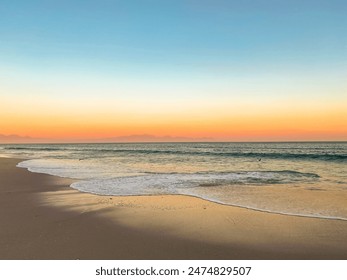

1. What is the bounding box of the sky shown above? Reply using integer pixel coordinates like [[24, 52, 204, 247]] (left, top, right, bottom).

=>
[[0, 0, 346, 142]]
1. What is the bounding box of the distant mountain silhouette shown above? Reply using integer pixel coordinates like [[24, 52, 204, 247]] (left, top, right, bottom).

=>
[[100, 134, 213, 142], [0, 134, 35, 143]]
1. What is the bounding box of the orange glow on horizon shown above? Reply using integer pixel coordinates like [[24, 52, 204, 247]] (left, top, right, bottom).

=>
[[1, 90, 346, 142], [1, 109, 346, 142]]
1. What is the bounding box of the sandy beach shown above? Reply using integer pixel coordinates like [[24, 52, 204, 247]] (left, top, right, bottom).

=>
[[0, 157, 346, 260]]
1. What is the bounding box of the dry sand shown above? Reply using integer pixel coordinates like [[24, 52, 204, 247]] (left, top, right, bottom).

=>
[[0, 157, 346, 259]]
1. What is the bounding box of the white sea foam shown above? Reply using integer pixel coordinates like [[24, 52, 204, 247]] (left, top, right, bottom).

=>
[[69, 171, 319, 195], [17, 158, 319, 191], [17, 158, 139, 179], [67, 174, 347, 221]]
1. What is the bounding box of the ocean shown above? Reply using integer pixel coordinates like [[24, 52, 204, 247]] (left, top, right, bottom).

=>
[[1, 142, 346, 220]]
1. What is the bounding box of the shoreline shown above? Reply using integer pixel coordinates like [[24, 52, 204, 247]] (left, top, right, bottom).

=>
[[16, 157, 347, 222], [1, 157, 346, 259], [68, 188, 347, 222]]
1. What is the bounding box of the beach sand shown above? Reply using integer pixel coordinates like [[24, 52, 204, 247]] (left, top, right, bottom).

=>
[[0, 157, 346, 259]]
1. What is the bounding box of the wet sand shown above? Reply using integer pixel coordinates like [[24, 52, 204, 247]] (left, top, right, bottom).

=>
[[0, 157, 346, 259]]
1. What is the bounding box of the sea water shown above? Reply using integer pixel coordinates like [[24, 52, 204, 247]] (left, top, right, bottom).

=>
[[1, 142, 346, 220]]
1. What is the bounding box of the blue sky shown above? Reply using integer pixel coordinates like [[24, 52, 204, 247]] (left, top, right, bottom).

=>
[[1, 1, 346, 76], [0, 0, 346, 140]]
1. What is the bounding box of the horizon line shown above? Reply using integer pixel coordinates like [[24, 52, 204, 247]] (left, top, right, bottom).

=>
[[1, 140, 346, 145]]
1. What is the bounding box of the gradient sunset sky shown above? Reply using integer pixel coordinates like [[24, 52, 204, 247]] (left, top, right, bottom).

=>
[[1, 0, 346, 142]]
